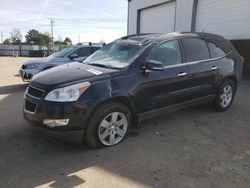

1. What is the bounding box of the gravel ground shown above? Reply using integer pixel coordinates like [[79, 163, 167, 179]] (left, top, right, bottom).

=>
[[0, 57, 250, 188]]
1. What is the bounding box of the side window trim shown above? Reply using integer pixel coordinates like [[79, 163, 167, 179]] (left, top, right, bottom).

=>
[[185, 51, 232, 65]]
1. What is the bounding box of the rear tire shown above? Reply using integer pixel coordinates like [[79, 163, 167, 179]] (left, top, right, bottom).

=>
[[84, 102, 131, 149], [214, 79, 236, 112]]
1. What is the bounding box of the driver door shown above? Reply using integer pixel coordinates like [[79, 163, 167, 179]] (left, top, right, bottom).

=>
[[134, 39, 191, 113]]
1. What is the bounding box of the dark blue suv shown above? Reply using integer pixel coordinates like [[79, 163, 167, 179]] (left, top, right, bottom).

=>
[[23, 32, 243, 148]]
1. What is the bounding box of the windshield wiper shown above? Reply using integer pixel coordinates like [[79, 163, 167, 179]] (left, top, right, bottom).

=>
[[88, 63, 110, 68], [86, 63, 121, 70]]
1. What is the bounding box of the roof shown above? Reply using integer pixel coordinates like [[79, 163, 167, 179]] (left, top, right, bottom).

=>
[[121, 32, 225, 44]]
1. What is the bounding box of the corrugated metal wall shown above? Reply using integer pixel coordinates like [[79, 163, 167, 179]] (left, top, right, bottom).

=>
[[175, 0, 194, 32], [195, 0, 250, 40], [128, 0, 194, 34], [128, 0, 170, 34]]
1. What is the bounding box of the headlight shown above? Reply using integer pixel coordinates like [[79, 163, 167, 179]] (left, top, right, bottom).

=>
[[45, 82, 91, 102], [26, 63, 40, 69]]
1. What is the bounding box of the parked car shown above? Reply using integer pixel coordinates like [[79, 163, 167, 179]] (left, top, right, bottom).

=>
[[19, 43, 104, 81], [23, 32, 243, 148]]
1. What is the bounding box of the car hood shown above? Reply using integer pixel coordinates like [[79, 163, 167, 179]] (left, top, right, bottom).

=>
[[31, 62, 117, 90], [24, 56, 65, 65]]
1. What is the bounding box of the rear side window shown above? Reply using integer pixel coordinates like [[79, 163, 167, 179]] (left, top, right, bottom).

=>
[[75, 47, 90, 57], [207, 40, 232, 58], [182, 38, 210, 62], [148, 40, 182, 67]]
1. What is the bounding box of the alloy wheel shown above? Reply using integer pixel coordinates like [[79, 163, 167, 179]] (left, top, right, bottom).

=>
[[98, 112, 128, 146]]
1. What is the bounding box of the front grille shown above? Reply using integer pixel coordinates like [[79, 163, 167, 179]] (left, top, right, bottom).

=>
[[27, 86, 44, 99], [25, 100, 37, 113]]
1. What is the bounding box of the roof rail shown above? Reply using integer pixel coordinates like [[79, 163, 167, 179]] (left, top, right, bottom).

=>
[[76, 42, 105, 46], [121, 33, 159, 39]]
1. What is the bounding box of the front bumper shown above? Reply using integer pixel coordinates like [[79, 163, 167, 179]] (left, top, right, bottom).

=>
[[23, 94, 93, 144], [19, 68, 39, 82]]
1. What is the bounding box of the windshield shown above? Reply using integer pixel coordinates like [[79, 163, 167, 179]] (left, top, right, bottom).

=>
[[49, 46, 75, 58], [84, 40, 147, 69]]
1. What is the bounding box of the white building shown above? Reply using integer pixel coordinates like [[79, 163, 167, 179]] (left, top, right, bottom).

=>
[[127, 0, 250, 77]]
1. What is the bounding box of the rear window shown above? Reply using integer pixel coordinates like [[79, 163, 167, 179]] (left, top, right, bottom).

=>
[[207, 39, 232, 58], [182, 38, 210, 62]]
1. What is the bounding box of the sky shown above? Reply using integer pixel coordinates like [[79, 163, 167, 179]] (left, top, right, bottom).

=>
[[0, 0, 128, 44]]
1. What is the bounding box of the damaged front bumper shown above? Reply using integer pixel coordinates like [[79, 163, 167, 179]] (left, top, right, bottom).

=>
[[19, 68, 39, 82]]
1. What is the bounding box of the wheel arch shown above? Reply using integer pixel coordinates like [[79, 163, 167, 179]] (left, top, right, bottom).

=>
[[87, 96, 139, 129], [223, 75, 238, 89]]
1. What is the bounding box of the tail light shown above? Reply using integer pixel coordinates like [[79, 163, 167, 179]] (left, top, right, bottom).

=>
[[240, 54, 245, 64]]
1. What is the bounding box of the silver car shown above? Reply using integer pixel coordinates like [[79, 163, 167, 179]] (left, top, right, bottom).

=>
[[19, 43, 103, 81]]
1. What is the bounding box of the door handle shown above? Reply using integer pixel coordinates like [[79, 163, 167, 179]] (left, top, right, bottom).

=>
[[178, 72, 187, 77], [211, 66, 218, 70]]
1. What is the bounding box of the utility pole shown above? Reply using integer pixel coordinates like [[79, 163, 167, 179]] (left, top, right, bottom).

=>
[[50, 18, 55, 51], [1, 32, 3, 44]]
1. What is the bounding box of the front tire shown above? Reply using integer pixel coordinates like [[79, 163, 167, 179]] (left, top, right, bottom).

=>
[[214, 79, 236, 112], [84, 102, 131, 149]]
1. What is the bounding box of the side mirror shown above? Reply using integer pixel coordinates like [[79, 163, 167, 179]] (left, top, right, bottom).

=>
[[69, 53, 78, 59], [141, 60, 163, 72]]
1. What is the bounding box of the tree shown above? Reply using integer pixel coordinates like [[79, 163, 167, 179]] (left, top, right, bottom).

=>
[[25, 29, 40, 44], [25, 29, 52, 45], [3, 39, 11, 45], [10, 28, 22, 44], [54, 40, 62, 45], [64, 37, 72, 45], [39, 32, 52, 45]]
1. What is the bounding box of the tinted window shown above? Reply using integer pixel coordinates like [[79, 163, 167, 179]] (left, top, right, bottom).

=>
[[148, 40, 182, 67], [207, 42, 226, 58], [182, 38, 210, 62], [75, 47, 90, 57], [207, 39, 232, 58]]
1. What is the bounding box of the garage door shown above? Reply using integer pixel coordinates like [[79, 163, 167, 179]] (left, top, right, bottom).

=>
[[195, 0, 250, 40], [140, 1, 176, 33]]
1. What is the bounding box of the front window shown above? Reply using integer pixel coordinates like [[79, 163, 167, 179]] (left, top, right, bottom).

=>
[[49, 46, 75, 58], [148, 40, 182, 67], [84, 40, 148, 69]]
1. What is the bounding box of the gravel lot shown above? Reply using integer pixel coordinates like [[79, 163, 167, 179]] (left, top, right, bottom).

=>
[[0, 57, 250, 188]]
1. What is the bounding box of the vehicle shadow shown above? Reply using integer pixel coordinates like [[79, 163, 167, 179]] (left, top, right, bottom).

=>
[[0, 83, 28, 95], [0, 83, 250, 188]]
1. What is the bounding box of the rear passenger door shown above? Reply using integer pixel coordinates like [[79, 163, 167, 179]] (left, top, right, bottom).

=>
[[181, 37, 217, 99]]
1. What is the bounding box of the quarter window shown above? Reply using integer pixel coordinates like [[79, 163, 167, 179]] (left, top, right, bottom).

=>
[[207, 39, 232, 58], [207, 42, 226, 58], [182, 38, 210, 62], [148, 40, 182, 67]]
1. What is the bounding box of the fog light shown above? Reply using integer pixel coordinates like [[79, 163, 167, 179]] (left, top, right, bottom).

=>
[[43, 119, 69, 127]]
